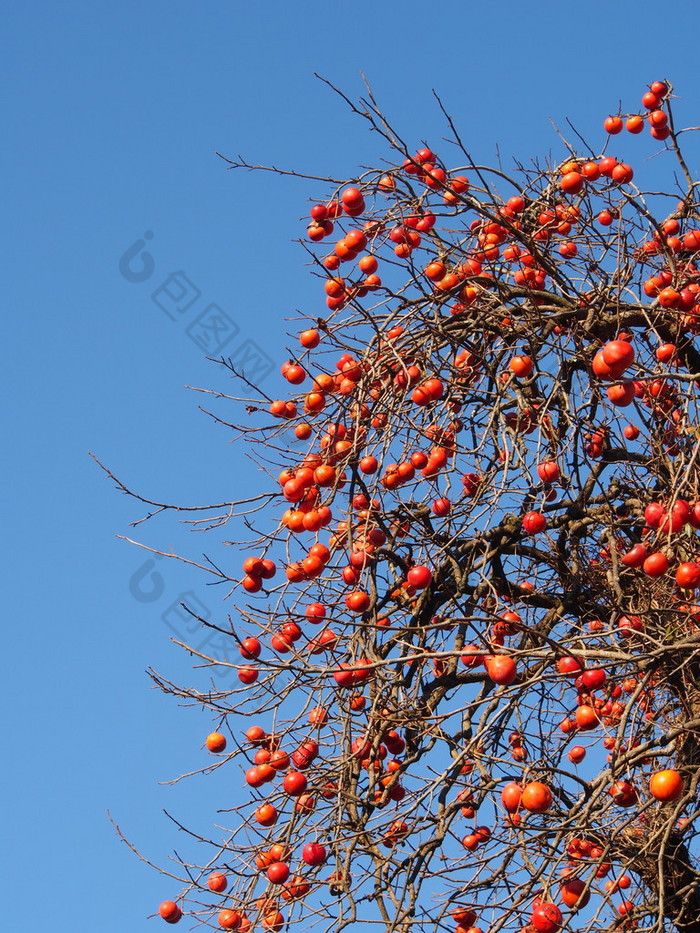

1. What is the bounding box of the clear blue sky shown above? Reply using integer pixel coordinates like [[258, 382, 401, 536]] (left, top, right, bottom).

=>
[[3, 2, 699, 929]]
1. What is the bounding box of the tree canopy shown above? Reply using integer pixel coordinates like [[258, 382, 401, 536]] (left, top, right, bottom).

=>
[[111, 78, 700, 933]]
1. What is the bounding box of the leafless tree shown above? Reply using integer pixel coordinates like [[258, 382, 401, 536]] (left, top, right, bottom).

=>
[[105, 78, 700, 933]]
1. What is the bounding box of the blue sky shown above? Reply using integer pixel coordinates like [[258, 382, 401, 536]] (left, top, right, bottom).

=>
[[4, 2, 700, 929]]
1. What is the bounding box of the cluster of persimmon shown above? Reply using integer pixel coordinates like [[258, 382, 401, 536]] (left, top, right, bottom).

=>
[[152, 80, 700, 933], [604, 80, 673, 141]]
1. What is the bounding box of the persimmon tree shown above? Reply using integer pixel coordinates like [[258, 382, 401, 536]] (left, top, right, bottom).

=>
[[108, 79, 700, 933]]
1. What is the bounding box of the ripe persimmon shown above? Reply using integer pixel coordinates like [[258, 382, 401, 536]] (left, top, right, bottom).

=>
[[649, 769, 684, 801], [521, 781, 553, 812], [206, 732, 227, 753], [159, 901, 182, 924]]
